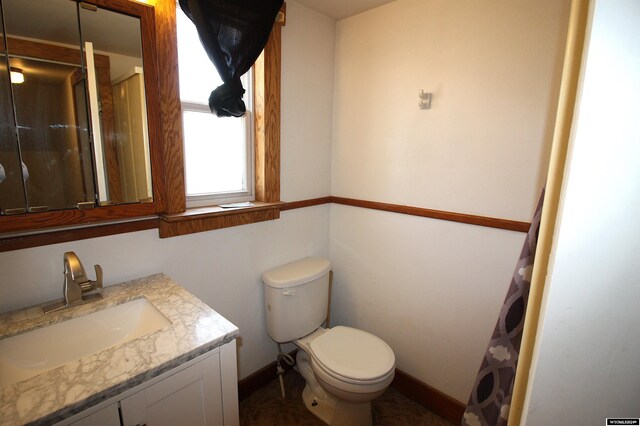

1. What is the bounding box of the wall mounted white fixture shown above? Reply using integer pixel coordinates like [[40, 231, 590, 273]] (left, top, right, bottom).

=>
[[419, 90, 432, 109]]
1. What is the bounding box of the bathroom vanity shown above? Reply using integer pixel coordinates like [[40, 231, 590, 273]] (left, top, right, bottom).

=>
[[0, 274, 240, 425]]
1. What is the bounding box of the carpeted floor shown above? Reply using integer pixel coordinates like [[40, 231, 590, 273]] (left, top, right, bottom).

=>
[[240, 370, 456, 426]]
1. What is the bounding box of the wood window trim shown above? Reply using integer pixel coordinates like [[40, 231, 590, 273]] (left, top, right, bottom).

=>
[[156, 1, 285, 238]]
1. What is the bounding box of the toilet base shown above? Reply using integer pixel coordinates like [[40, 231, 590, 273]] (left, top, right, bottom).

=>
[[302, 382, 373, 426], [297, 348, 373, 426], [302, 382, 336, 424]]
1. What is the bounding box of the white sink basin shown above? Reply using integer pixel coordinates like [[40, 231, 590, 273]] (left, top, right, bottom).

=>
[[0, 298, 171, 387]]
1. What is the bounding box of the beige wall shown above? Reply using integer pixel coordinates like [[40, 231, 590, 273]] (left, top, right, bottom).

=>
[[329, 0, 570, 401], [281, 2, 335, 201], [332, 0, 570, 220]]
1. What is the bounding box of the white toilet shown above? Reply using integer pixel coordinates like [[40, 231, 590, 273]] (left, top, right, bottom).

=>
[[263, 257, 395, 426]]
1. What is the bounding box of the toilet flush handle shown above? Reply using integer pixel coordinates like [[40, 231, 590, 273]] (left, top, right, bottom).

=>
[[282, 289, 296, 296]]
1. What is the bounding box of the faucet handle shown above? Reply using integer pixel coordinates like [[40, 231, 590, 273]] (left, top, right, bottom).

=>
[[93, 264, 103, 289], [78, 264, 103, 292], [80, 264, 104, 301]]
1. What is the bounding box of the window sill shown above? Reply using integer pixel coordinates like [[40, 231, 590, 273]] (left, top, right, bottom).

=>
[[158, 201, 284, 238]]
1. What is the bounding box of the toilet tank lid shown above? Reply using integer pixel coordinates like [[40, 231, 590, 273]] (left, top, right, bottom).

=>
[[262, 257, 331, 288]]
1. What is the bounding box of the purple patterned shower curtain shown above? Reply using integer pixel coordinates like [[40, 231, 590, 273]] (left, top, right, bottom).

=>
[[462, 191, 544, 426]]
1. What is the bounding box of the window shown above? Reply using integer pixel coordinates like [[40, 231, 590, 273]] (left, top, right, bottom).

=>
[[157, 1, 282, 238], [176, 8, 253, 207]]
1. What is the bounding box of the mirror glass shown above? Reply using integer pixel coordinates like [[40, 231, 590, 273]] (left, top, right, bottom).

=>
[[2, 0, 94, 211], [0, 0, 153, 214], [0, 3, 26, 214], [79, 3, 152, 205]]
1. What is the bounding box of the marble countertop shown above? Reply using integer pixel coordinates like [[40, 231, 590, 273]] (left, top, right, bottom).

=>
[[0, 273, 239, 425]]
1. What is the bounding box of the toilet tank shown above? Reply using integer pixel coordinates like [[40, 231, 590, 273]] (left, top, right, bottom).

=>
[[263, 257, 331, 343]]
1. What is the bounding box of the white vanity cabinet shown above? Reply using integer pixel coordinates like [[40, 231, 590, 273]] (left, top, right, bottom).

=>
[[67, 405, 121, 426], [119, 351, 223, 426], [62, 341, 239, 426]]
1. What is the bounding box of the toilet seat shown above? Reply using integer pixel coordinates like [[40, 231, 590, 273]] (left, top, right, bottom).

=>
[[308, 326, 395, 386]]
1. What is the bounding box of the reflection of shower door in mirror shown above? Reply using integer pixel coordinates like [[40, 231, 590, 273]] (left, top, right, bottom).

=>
[[71, 71, 98, 205], [1, 39, 122, 210], [2, 0, 96, 211], [0, 7, 26, 215], [5, 46, 96, 211]]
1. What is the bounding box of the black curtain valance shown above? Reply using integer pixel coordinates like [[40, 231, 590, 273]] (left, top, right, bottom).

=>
[[179, 0, 283, 117]]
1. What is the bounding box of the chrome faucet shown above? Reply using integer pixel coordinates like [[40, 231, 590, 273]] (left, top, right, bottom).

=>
[[43, 252, 103, 314]]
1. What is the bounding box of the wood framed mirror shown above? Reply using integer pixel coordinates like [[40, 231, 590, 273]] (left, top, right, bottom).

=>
[[0, 0, 165, 235]]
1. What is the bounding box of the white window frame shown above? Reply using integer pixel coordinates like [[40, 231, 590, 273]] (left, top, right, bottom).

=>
[[181, 72, 254, 208]]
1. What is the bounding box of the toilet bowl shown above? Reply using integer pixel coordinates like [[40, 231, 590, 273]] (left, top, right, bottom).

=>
[[262, 257, 396, 425], [294, 327, 395, 426]]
